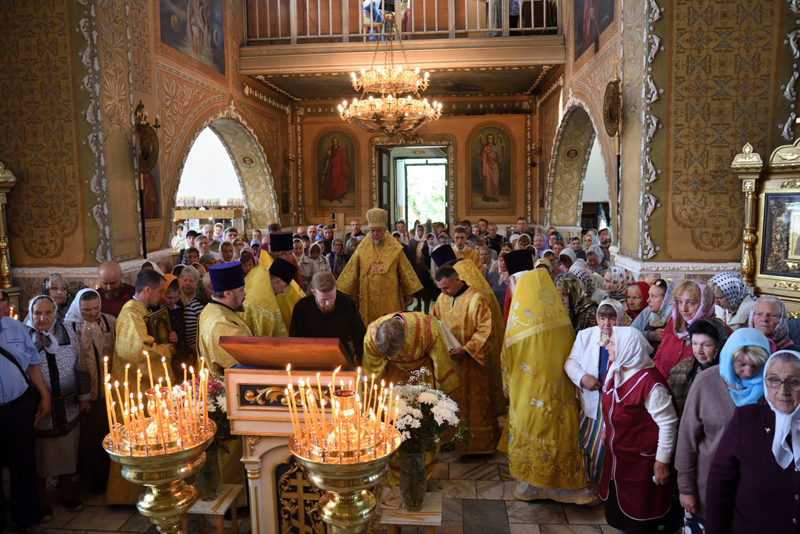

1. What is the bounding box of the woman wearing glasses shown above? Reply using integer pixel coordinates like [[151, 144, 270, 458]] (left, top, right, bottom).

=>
[[705, 350, 800, 533]]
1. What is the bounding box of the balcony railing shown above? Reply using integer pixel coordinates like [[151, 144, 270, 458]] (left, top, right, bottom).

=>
[[245, 0, 559, 45]]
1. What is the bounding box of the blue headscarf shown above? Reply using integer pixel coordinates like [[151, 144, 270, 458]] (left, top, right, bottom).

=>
[[719, 327, 771, 407]]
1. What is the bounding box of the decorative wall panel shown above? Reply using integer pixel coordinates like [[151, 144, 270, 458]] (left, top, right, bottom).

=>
[[538, 92, 561, 219], [664, 0, 782, 261], [130, 0, 153, 94]]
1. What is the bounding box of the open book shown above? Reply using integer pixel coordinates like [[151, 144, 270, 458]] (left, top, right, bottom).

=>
[[438, 320, 462, 352]]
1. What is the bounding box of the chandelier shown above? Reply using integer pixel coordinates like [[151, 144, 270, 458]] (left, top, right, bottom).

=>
[[339, 13, 442, 139]]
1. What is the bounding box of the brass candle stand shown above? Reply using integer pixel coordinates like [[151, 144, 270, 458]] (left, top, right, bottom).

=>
[[103, 417, 217, 534], [288, 388, 402, 534]]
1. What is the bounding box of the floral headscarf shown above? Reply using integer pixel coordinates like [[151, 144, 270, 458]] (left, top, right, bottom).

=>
[[672, 280, 716, 340], [709, 271, 756, 312], [569, 263, 596, 296], [649, 279, 674, 328], [748, 296, 792, 353], [719, 327, 770, 406], [534, 257, 553, 274], [603, 266, 634, 300], [558, 275, 595, 322]]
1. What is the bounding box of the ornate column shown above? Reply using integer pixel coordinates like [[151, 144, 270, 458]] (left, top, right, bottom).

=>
[[731, 143, 764, 287], [0, 163, 20, 310]]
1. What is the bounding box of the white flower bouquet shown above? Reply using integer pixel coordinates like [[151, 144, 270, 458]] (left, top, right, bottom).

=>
[[394, 368, 466, 455]]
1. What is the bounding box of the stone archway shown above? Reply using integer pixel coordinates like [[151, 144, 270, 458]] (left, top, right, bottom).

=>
[[544, 103, 611, 233], [172, 103, 280, 230]]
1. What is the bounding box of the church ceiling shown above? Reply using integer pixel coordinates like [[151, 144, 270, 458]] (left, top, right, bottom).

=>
[[249, 64, 555, 100]]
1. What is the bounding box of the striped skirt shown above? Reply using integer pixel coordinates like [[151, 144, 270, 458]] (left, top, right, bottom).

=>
[[579, 400, 605, 483]]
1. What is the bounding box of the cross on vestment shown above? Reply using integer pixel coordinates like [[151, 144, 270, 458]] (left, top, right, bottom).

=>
[[285, 470, 323, 533]]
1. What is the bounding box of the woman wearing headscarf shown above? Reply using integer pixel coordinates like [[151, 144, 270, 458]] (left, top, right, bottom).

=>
[[601, 266, 635, 306], [42, 273, 86, 323], [326, 237, 349, 279], [564, 300, 624, 495], [667, 318, 729, 417], [675, 327, 770, 533], [585, 245, 608, 276], [569, 262, 607, 303], [532, 232, 550, 255], [556, 275, 598, 333], [652, 280, 727, 380], [599, 327, 682, 533], [63, 288, 115, 495], [558, 247, 576, 272], [487, 250, 511, 308], [748, 295, 800, 354], [705, 350, 800, 533], [710, 271, 758, 331], [626, 281, 650, 320], [631, 279, 673, 352], [26, 295, 89, 518], [499, 268, 594, 504]]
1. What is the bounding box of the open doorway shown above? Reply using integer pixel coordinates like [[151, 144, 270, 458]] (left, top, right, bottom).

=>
[[378, 146, 449, 228]]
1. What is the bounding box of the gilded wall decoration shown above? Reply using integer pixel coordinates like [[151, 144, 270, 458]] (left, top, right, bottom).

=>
[[238, 100, 283, 172], [538, 92, 561, 212], [664, 0, 781, 260], [130, 0, 153, 94], [1, 0, 85, 264], [465, 122, 517, 216], [274, 456, 325, 534]]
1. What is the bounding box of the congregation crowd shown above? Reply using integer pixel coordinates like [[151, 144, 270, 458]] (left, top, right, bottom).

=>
[[3, 208, 800, 534]]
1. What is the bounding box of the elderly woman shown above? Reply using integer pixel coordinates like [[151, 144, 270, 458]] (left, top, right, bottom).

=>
[[516, 233, 532, 251], [179, 265, 203, 351], [532, 232, 550, 255], [710, 271, 758, 331], [557, 275, 599, 333], [626, 281, 650, 320], [487, 251, 510, 307], [675, 327, 770, 533], [569, 262, 607, 303], [652, 279, 724, 380], [42, 273, 80, 322], [26, 296, 88, 518], [586, 246, 608, 276], [668, 318, 729, 416], [602, 266, 635, 307], [600, 327, 682, 533], [631, 279, 673, 352], [63, 289, 115, 495], [705, 350, 800, 533], [559, 247, 576, 272], [326, 237, 349, 279], [748, 295, 800, 354], [565, 300, 625, 488]]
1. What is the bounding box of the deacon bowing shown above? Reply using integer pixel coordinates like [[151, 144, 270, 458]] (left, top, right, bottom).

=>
[[337, 207, 422, 327], [240, 258, 297, 338], [289, 272, 366, 365], [432, 265, 500, 455], [197, 262, 253, 376]]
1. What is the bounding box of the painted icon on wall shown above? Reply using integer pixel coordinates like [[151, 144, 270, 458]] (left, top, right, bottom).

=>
[[143, 163, 161, 220], [315, 128, 358, 211], [573, 0, 614, 61], [467, 123, 515, 214], [159, 0, 226, 75]]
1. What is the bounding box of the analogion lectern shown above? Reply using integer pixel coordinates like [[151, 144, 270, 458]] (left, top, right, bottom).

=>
[[221, 337, 358, 534]]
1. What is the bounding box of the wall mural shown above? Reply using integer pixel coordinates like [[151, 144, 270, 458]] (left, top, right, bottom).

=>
[[313, 127, 358, 213], [157, 0, 226, 79], [466, 122, 516, 215], [664, 0, 780, 260], [143, 163, 162, 220], [573, 0, 614, 61]]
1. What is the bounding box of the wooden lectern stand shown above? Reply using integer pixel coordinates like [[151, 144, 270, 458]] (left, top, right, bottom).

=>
[[221, 337, 357, 534]]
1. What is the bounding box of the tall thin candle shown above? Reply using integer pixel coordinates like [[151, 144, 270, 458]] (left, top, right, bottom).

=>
[[144, 350, 154, 389], [331, 366, 341, 397], [105, 382, 114, 444]]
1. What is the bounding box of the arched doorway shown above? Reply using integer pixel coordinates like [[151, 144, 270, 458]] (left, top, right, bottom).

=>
[[172, 114, 280, 233], [545, 104, 612, 236]]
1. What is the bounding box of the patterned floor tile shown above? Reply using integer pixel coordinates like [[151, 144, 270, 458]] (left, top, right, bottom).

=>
[[427, 480, 477, 500], [562, 503, 606, 525], [438, 521, 464, 533], [475, 480, 505, 500], [486, 451, 509, 464], [449, 464, 499, 481], [505, 500, 567, 524], [61, 506, 135, 532], [509, 524, 542, 534], [498, 464, 514, 481], [462, 499, 510, 534], [442, 498, 463, 521], [539, 526, 602, 534], [433, 463, 449, 480]]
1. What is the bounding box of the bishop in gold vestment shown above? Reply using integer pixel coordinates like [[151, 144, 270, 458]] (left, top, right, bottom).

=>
[[337, 208, 422, 327], [501, 269, 592, 503], [432, 267, 499, 455], [240, 264, 289, 338]]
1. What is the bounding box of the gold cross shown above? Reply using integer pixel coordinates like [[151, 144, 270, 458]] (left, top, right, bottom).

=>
[[281, 470, 322, 533]]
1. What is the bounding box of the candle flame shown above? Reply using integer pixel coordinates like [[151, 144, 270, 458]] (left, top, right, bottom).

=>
[[334, 365, 342, 373]]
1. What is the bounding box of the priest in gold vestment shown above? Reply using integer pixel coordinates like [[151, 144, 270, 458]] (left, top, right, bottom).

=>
[[432, 247, 506, 412], [240, 258, 297, 338], [198, 262, 254, 376], [261, 231, 306, 330], [363, 311, 459, 485], [432, 265, 500, 455], [337, 207, 422, 327], [108, 269, 175, 504], [500, 268, 593, 504]]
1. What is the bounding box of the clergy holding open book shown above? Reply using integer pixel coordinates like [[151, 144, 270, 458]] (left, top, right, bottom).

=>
[[240, 257, 297, 338], [197, 262, 253, 376], [432, 264, 500, 455]]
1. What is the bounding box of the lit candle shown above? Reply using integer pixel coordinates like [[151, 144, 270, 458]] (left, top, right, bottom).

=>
[[189, 366, 197, 425], [299, 381, 310, 450], [367, 374, 375, 414], [384, 383, 394, 438], [124, 382, 130, 416], [162, 357, 174, 408], [331, 366, 341, 397], [103, 356, 108, 384], [124, 364, 130, 393], [110, 401, 118, 442], [114, 381, 128, 431], [155, 390, 167, 446], [182, 363, 187, 385], [316, 374, 326, 426], [287, 364, 293, 386], [319, 399, 327, 450], [144, 350, 154, 389], [285, 388, 299, 438], [105, 382, 114, 444], [136, 369, 142, 406], [363, 379, 369, 417]]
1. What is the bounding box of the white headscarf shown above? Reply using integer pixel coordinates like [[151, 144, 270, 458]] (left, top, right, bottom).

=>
[[765, 351, 800, 470], [604, 326, 654, 389], [25, 295, 59, 354], [64, 288, 101, 324]]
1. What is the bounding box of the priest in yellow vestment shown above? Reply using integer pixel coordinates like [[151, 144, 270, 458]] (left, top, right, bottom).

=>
[[501, 268, 593, 503], [432, 247, 507, 413], [108, 269, 175, 504], [198, 262, 254, 376], [261, 232, 306, 330], [240, 258, 297, 338], [337, 207, 422, 327], [363, 311, 459, 485], [432, 265, 500, 455], [451, 227, 482, 270]]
